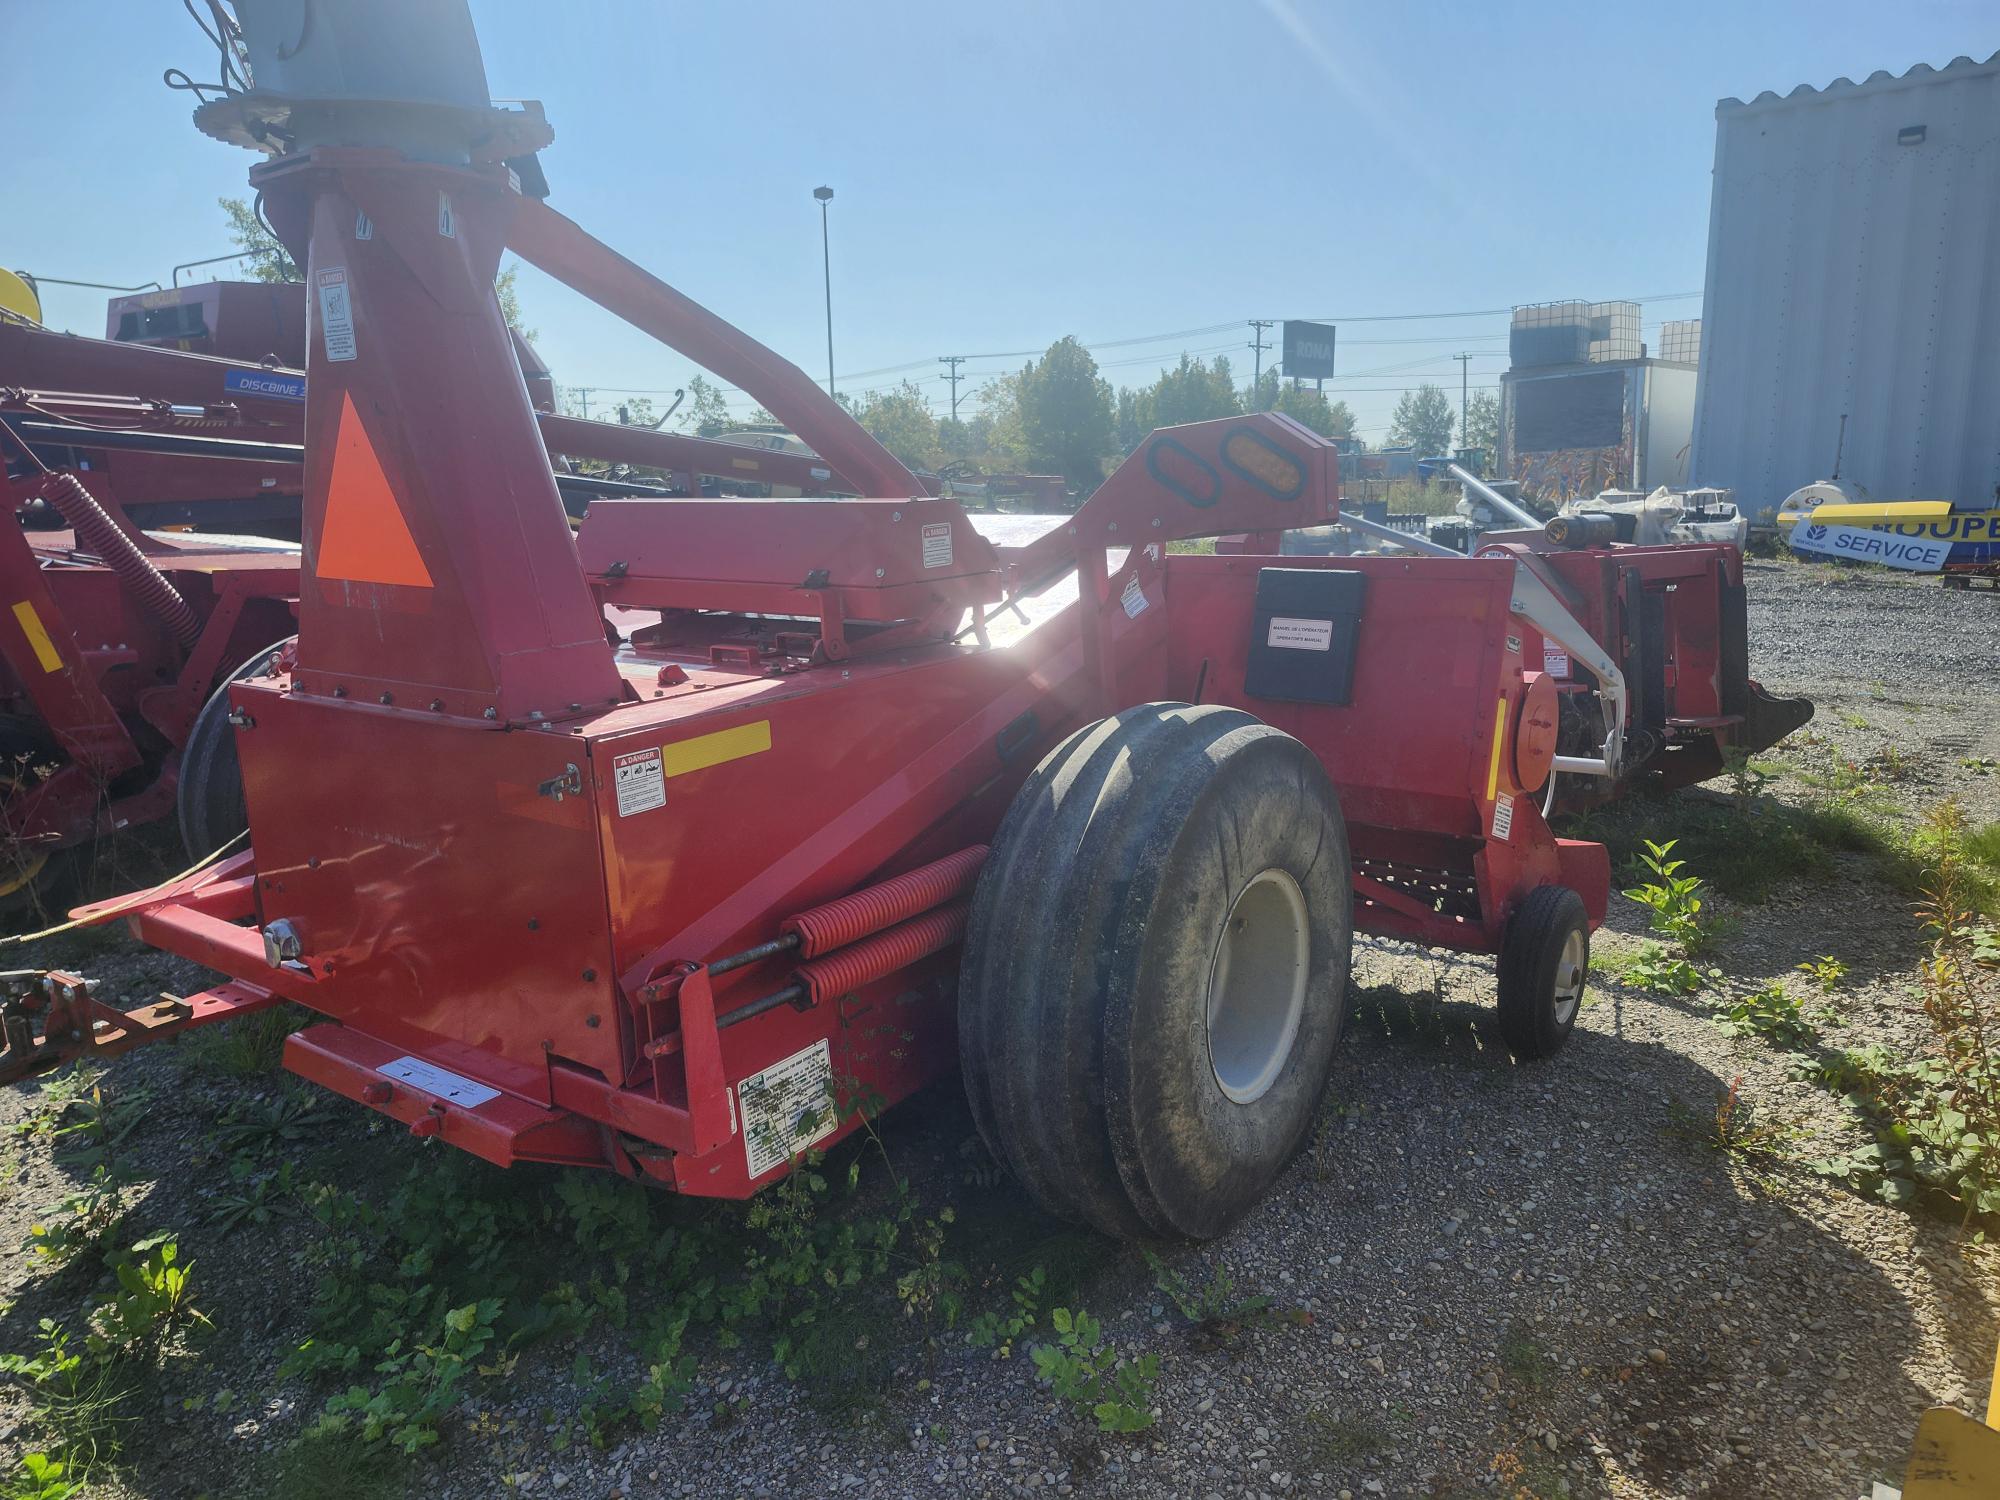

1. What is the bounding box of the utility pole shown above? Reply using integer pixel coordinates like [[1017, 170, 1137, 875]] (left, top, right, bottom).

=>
[[569, 386, 596, 420], [938, 355, 969, 422], [813, 186, 835, 397], [1452, 352, 1471, 453], [1248, 320, 1275, 409]]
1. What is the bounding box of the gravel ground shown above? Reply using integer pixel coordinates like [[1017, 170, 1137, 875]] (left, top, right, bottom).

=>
[[1, 555, 1996, 1500]]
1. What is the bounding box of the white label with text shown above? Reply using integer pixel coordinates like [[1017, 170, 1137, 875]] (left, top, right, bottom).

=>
[[315, 268, 357, 362], [921, 522, 953, 569], [612, 747, 667, 818], [1267, 615, 1333, 651], [739, 1038, 837, 1178]]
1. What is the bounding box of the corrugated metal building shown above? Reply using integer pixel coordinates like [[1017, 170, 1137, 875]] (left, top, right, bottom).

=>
[[1690, 52, 2000, 525]]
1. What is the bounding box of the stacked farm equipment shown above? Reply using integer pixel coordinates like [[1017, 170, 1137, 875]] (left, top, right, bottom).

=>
[[0, 0, 1810, 1242]]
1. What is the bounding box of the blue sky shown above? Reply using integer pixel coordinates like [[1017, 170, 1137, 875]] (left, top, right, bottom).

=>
[[8, 1, 1992, 443]]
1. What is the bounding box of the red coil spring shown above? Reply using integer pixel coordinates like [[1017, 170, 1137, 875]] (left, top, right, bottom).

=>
[[782, 845, 987, 959], [794, 902, 970, 1006], [44, 473, 202, 648]]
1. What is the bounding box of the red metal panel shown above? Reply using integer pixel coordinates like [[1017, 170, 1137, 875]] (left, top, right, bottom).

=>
[[230, 683, 623, 1098]]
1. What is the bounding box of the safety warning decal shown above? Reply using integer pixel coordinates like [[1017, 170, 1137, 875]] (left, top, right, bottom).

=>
[[921, 522, 953, 570], [1491, 794, 1515, 842], [1505, 634, 1521, 656], [612, 747, 667, 818], [1543, 645, 1570, 678], [1267, 615, 1333, 651], [739, 1038, 838, 1178], [315, 267, 357, 362], [1120, 574, 1149, 619]]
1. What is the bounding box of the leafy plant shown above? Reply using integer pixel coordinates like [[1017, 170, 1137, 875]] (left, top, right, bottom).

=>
[[1721, 746, 1778, 813], [1796, 955, 1847, 992], [967, 1267, 1045, 1358], [1623, 839, 1707, 951], [212, 1091, 331, 1156], [1612, 944, 1715, 997], [205, 1159, 302, 1231], [1715, 983, 1818, 1050], [1031, 1307, 1158, 1433], [87, 1236, 210, 1361], [25, 1166, 132, 1265], [3, 1454, 81, 1500], [0, 1321, 133, 1482], [320, 1299, 501, 1453]]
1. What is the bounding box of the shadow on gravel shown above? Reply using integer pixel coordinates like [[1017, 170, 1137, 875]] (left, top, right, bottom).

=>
[[1287, 970, 1943, 1497]]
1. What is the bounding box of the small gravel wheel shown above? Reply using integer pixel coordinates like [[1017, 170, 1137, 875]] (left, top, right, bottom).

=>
[[1495, 885, 1590, 1059], [958, 702, 1352, 1240], [178, 638, 292, 862]]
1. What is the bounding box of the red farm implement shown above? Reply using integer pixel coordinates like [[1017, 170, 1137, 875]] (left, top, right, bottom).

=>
[[0, 0, 1810, 1241], [0, 292, 880, 901]]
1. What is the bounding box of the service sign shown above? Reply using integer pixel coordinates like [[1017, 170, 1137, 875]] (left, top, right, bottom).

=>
[[1790, 520, 1949, 572], [1282, 320, 1337, 380]]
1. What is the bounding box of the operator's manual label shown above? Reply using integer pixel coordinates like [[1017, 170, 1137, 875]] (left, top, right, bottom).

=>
[[921, 522, 953, 570], [738, 1038, 838, 1178], [1267, 615, 1333, 651], [315, 267, 357, 362], [611, 746, 667, 818]]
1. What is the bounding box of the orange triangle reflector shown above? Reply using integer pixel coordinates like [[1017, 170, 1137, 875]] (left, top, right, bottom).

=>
[[316, 391, 434, 588]]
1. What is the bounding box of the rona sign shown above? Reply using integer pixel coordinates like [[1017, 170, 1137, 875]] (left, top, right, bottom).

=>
[[1282, 320, 1337, 381]]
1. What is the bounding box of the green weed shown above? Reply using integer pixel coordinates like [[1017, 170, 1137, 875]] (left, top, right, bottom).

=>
[[967, 1267, 1045, 1358], [1715, 983, 1819, 1050], [1796, 955, 1847, 992], [1623, 839, 1707, 951], [1031, 1307, 1159, 1433]]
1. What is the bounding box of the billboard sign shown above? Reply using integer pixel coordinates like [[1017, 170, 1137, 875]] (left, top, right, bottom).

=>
[[1282, 320, 1337, 380]]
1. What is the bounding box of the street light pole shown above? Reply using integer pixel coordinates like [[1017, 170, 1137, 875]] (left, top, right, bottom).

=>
[[813, 186, 835, 397]]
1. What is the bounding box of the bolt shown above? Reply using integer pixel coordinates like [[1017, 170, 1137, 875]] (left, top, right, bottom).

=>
[[891, 510, 902, 521], [529, 709, 544, 721], [527, 917, 540, 930], [874, 567, 886, 578], [586, 1014, 601, 1028], [333, 685, 347, 698], [483, 706, 498, 720], [430, 699, 444, 712], [568, 702, 582, 712], [1152, 517, 1162, 527], [378, 692, 393, 705], [307, 856, 320, 869], [581, 968, 597, 983], [1108, 522, 1118, 532]]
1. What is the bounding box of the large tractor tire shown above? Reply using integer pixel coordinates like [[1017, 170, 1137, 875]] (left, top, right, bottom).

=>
[[178, 638, 293, 862], [958, 703, 1352, 1241]]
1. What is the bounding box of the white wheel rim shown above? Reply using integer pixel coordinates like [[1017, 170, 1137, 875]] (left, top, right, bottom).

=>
[[1552, 927, 1586, 1026], [1205, 868, 1310, 1105]]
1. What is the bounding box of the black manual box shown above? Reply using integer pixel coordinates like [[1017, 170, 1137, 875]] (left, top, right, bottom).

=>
[[1243, 567, 1366, 706]]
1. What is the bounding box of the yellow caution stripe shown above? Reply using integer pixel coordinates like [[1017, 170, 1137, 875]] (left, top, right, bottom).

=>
[[661, 720, 772, 778], [1485, 697, 1508, 801], [11, 601, 63, 674]]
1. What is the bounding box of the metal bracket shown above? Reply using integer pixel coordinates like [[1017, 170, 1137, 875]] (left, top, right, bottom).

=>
[[537, 762, 583, 801]]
